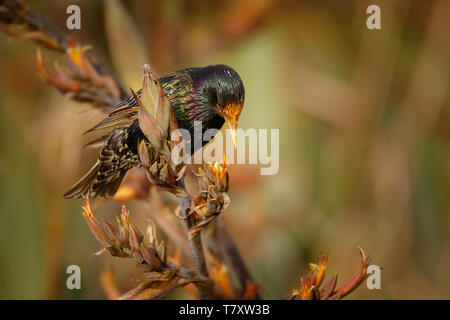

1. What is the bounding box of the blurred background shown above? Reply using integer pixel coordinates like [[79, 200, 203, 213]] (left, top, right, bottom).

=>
[[1, 0, 450, 299]]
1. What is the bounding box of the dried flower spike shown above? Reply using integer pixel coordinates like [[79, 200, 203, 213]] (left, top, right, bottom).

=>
[[289, 247, 371, 300], [80, 198, 171, 273]]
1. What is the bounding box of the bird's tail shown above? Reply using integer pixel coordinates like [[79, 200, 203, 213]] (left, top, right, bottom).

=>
[[63, 161, 100, 199], [64, 161, 127, 199]]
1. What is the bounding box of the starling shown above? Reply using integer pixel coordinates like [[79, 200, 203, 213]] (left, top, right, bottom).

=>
[[64, 64, 245, 199]]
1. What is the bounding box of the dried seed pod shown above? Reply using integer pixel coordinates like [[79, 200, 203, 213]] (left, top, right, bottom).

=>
[[140, 245, 163, 271], [80, 199, 173, 274], [157, 241, 166, 263], [185, 160, 231, 236]]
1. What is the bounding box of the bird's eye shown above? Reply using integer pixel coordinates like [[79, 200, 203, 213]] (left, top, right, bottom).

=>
[[206, 87, 219, 106]]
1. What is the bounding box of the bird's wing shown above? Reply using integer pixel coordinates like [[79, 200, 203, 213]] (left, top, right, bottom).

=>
[[85, 70, 193, 136], [85, 89, 142, 134], [64, 126, 141, 199]]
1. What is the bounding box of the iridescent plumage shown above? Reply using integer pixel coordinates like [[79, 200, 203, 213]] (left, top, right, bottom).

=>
[[64, 64, 244, 199]]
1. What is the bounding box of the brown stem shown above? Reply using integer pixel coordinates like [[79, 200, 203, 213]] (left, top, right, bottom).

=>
[[177, 195, 213, 299], [210, 216, 262, 299]]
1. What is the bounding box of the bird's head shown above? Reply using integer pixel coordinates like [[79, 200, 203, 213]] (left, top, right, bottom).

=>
[[192, 65, 245, 147]]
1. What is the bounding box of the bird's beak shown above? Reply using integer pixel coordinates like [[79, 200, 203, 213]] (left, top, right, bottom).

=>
[[226, 119, 238, 149]]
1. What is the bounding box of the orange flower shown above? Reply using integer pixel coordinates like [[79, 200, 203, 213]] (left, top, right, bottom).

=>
[[208, 154, 228, 186], [67, 40, 90, 70], [289, 247, 371, 300]]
